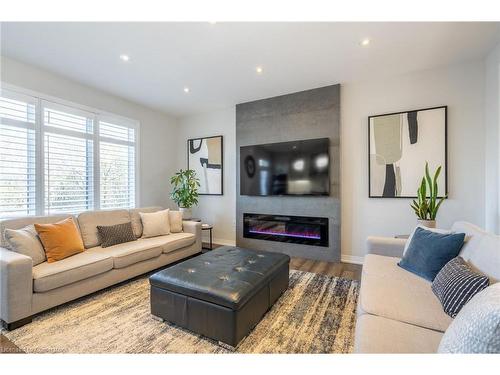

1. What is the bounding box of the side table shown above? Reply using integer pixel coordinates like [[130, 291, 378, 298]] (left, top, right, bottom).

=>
[[201, 223, 214, 250]]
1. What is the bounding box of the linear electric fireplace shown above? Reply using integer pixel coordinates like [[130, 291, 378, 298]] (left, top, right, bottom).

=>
[[243, 213, 329, 247]]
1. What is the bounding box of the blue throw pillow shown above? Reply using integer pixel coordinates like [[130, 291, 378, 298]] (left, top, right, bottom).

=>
[[398, 227, 465, 281]]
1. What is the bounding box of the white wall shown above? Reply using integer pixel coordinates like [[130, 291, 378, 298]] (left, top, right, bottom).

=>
[[1, 57, 179, 209], [177, 60, 487, 261], [342, 60, 486, 258], [177, 108, 236, 245], [484, 43, 500, 234]]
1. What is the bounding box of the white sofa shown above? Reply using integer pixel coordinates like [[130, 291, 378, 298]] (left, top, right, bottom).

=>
[[0, 207, 202, 330], [354, 221, 500, 353]]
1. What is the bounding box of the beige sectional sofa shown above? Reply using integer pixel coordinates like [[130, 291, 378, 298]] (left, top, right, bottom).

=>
[[0, 207, 202, 330], [355, 221, 500, 353]]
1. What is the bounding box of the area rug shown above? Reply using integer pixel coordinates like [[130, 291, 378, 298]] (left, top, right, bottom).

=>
[[3, 270, 359, 353]]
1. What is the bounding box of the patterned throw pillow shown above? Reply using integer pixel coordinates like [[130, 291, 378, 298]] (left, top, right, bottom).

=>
[[438, 283, 500, 353], [97, 222, 137, 248], [432, 256, 489, 318]]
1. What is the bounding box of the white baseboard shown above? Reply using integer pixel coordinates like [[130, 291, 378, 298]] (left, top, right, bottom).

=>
[[340, 255, 365, 265]]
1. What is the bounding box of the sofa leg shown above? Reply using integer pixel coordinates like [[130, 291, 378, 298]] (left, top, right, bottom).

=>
[[1, 316, 32, 331]]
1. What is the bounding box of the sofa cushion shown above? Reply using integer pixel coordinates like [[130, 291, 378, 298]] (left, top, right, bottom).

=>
[[161, 232, 196, 253], [89, 233, 196, 269], [360, 254, 453, 332], [91, 239, 164, 269], [452, 221, 500, 282], [355, 314, 443, 353], [77, 209, 131, 248], [129, 207, 163, 238], [33, 249, 113, 292]]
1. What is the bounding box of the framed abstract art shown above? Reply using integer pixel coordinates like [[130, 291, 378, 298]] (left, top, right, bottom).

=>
[[368, 106, 447, 198], [187, 135, 223, 195]]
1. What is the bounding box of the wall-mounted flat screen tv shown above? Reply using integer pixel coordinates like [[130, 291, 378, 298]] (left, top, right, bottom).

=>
[[240, 138, 330, 196]]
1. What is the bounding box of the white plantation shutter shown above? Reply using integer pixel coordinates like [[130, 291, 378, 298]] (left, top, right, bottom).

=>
[[43, 102, 94, 214], [0, 90, 37, 218], [0, 85, 139, 218], [99, 120, 136, 209]]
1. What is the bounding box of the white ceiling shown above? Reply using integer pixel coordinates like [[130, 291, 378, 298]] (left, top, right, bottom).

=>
[[1, 22, 500, 117]]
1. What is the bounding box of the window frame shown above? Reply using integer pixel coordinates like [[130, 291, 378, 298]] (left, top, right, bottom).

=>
[[0, 83, 141, 218]]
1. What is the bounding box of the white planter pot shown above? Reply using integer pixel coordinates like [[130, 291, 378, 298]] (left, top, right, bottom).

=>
[[179, 207, 193, 220], [418, 219, 436, 229]]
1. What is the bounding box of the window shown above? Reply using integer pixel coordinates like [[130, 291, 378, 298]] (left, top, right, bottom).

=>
[[0, 86, 139, 218], [0, 90, 37, 217], [99, 120, 136, 209], [43, 102, 95, 214]]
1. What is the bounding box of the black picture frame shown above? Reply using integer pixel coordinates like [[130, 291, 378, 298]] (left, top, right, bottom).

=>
[[368, 105, 448, 199], [187, 135, 224, 196]]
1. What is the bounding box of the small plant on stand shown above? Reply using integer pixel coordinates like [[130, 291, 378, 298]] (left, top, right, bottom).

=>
[[170, 169, 200, 220], [410, 162, 446, 228]]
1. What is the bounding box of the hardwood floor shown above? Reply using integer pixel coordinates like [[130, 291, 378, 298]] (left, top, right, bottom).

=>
[[0, 247, 362, 354], [289, 256, 362, 281]]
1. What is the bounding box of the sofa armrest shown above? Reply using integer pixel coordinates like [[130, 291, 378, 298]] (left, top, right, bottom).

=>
[[0, 246, 33, 324], [182, 221, 202, 252], [366, 237, 407, 258]]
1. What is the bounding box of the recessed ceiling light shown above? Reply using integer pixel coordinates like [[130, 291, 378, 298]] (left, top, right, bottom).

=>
[[183, 87, 190, 93], [256, 66, 263, 74], [209, 21, 217, 25], [119, 54, 130, 62], [360, 38, 371, 47]]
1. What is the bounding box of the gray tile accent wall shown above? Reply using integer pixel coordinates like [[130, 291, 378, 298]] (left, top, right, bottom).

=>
[[236, 85, 341, 261]]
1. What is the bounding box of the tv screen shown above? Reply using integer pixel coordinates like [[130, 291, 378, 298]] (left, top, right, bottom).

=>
[[240, 138, 330, 196]]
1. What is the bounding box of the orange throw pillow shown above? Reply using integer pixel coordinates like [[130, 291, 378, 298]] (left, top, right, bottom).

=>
[[34, 218, 85, 263]]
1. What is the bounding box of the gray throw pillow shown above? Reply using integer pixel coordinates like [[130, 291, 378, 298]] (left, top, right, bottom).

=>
[[97, 222, 137, 248], [4, 225, 47, 265], [438, 283, 500, 353]]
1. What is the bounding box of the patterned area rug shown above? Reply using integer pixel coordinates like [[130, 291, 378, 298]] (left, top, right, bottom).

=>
[[3, 270, 359, 353]]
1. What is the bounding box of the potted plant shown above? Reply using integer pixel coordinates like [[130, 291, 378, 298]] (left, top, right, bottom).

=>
[[170, 169, 200, 220], [410, 162, 446, 228]]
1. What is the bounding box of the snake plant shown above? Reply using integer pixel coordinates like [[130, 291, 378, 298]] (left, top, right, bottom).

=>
[[410, 162, 446, 220]]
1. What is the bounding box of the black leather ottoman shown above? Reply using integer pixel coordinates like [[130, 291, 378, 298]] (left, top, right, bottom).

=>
[[149, 246, 290, 347]]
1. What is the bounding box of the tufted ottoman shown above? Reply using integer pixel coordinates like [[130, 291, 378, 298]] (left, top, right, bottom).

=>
[[149, 246, 290, 347]]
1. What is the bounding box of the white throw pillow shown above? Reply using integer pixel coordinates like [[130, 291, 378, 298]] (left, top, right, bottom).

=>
[[139, 209, 170, 238], [403, 225, 453, 256], [169, 211, 183, 233], [4, 225, 47, 265], [438, 283, 500, 353]]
